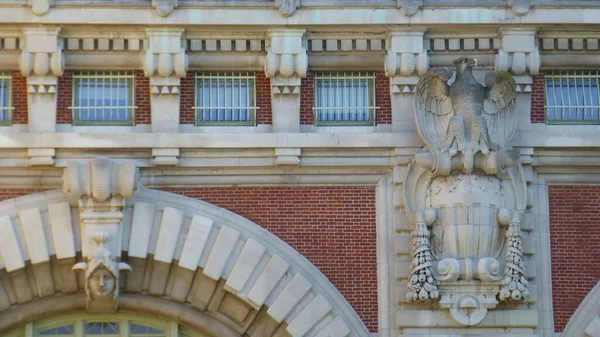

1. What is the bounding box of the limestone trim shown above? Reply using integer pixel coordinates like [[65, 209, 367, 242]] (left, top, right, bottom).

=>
[[561, 281, 600, 337], [0, 188, 371, 337]]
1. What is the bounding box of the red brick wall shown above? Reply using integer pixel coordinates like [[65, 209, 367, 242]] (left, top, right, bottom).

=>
[[134, 70, 151, 125], [0, 189, 46, 201], [180, 72, 195, 124], [11, 71, 28, 124], [531, 73, 545, 123], [300, 72, 315, 125], [160, 186, 378, 332], [255, 72, 272, 124], [375, 72, 392, 124], [57, 70, 73, 124], [300, 71, 392, 125], [550, 185, 600, 332]]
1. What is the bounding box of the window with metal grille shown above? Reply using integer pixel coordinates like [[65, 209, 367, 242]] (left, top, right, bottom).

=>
[[545, 71, 600, 124], [71, 71, 136, 126], [314, 72, 377, 126], [194, 72, 257, 126], [0, 72, 12, 124]]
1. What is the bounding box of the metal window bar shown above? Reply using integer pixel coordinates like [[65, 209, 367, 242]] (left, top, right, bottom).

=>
[[313, 72, 378, 126], [194, 72, 258, 126], [70, 71, 136, 126], [0, 73, 13, 125], [545, 70, 600, 124]]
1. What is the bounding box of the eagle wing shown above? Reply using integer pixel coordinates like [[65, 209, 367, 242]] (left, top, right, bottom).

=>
[[414, 68, 454, 150], [483, 71, 517, 149]]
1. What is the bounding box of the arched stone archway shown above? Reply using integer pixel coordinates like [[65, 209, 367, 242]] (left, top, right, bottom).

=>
[[561, 281, 600, 337], [0, 159, 371, 337]]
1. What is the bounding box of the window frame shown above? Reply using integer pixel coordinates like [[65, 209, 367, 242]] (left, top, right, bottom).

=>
[[4, 313, 206, 337], [544, 70, 600, 125], [313, 71, 378, 127], [0, 72, 13, 126], [193, 72, 258, 126], [70, 71, 137, 127]]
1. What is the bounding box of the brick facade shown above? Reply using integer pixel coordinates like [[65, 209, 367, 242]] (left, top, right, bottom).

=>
[[255, 72, 272, 124], [11, 71, 28, 124], [375, 72, 392, 124], [134, 70, 151, 125], [160, 186, 378, 332], [300, 71, 315, 125], [180, 72, 195, 124], [57, 70, 73, 124], [300, 71, 392, 125], [0, 189, 46, 201], [549, 185, 600, 332], [531, 73, 545, 123]]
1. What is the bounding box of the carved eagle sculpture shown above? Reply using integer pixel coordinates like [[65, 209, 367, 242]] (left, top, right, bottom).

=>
[[415, 57, 517, 174]]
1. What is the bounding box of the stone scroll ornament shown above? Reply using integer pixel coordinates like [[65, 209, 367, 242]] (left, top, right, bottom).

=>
[[73, 231, 131, 311], [404, 57, 529, 326]]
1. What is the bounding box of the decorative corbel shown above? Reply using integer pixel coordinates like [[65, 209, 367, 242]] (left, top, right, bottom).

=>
[[20, 28, 63, 95], [276, 0, 300, 17], [496, 29, 540, 77], [265, 29, 307, 96], [63, 158, 137, 258], [397, 0, 422, 17], [145, 28, 188, 95], [509, 0, 533, 16], [152, 0, 178, 17], [385, 29, 428, 95]]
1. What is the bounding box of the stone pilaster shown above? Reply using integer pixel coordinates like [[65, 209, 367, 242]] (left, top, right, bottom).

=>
[[144, 28, 187, 134], [20, 27, 63, 133], [384, 29, 428, 132], [265, 29, 307, 165]]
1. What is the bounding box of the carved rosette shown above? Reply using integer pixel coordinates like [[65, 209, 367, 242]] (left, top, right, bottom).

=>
[[403, 58, 529, 326]]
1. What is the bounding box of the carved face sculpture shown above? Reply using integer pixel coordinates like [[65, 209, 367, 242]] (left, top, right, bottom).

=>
[[89, 268, 116, 298]]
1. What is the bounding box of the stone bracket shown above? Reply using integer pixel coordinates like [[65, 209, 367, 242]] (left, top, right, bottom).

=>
[[144, 28, 188, 88], [385, 30, 428, 78], [274, 148, 301, 166], [27, 148, 55, 166], [152, 148, 180, 166], [276, 0, 299, 17]]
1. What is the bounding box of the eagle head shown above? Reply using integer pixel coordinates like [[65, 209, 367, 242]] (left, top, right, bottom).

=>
[[453, 57, 477, 74]]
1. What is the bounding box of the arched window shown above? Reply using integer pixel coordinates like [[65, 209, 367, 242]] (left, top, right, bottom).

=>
[[3, 314, 205, 337]]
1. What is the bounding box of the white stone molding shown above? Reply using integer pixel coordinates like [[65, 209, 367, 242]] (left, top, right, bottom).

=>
[[307, 33, 385, 53], [562, 281, 600, 337], [152, 0, 178, 17], [496, 29, 540, 77], [397, 0, 422, 17], [276, 0, 299, 17], [274, 148, 301, 166], [0, 188, 371, 337], [145, 28, 188, 133], [20, 27, 63, 133]]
